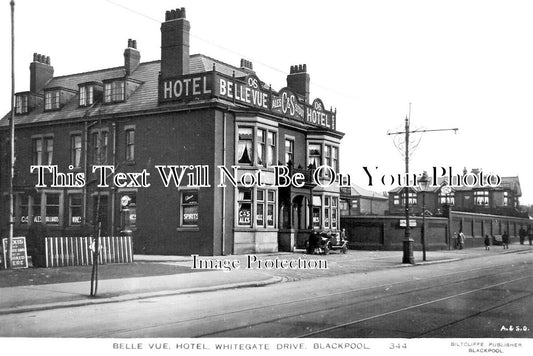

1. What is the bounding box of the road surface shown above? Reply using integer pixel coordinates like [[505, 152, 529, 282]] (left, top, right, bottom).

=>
[[0, 249, 531, 338]]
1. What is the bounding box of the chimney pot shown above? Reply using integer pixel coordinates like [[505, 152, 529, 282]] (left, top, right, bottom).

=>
[[160, 7, 190, 77], [124, 39, 140, 75], [287, 63, 310, 103], [30, 53, 54, 93]]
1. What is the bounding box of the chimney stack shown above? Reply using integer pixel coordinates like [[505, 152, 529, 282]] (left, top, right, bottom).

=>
[[286, 64, 310, 103], [30, 53, 54, 93], [124, 38, 141, 75], [160, 7, 190, 78], [240, 58, 254, 72]]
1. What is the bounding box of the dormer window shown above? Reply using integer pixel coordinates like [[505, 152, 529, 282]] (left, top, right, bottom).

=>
[[15, 94, 29, 114], [44, 90, 60, 110], [104, 80, 125, 103], [79, 86, 94, 107]]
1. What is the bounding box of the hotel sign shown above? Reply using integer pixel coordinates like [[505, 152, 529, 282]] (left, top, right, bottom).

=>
[[159, 72, 336, 131]]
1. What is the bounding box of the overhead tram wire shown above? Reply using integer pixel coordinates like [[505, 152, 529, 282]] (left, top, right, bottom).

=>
[[102, 0, 358, 101]]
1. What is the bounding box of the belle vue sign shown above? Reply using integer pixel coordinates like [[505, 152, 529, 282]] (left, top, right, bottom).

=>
[[159, 72, 337, 131]]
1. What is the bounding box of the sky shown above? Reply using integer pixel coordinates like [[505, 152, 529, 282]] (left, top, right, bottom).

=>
[[1, 0, 532, 204]]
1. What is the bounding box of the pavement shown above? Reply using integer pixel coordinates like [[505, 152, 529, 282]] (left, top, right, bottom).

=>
[[0, 243, 532, 316]]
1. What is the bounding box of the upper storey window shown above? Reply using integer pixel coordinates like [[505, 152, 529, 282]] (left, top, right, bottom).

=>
[[104, 80, 125, 103], [15, 94, 29, 114], [44, 90, 60, 111], [79, 85, 94, 107]]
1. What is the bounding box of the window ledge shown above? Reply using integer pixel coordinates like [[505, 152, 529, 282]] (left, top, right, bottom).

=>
[[176, 227, 200, 232]]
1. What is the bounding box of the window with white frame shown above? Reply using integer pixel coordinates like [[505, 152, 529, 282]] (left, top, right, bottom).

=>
[[44, 90, 60, 110], [267, 132, 276, 166], [237, 188, 253, 226], [237, 127, 253, 165], [15, 94, 28, 114], [474, 190, 489, 206], [285, 138, 294, 165], [44, 192, 61, 225], [92, 131, 108, 164], [69, 194, 83, 226], [125, 128, 135, 162], [331, 197, 338, 229], [71, 134, 82, 168], [308, 143, 321, 168], [104, 80, 125, 103], [324, 196, 330, 228], [32, 136, 53, 165], [401, 191, 417, 205], [332, 146, 339, 172], [255, 189, 277, 228], [312, 195, 322, 229], [79, 85, 94, 107], [256, 128, 266, 166], [393, 194, 400, 205], [267, 190, 275, 227], [439, 192, 455, 205]]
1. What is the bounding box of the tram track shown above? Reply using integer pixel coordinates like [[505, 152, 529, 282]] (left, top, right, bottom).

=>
[[91, 258, 532, 338]]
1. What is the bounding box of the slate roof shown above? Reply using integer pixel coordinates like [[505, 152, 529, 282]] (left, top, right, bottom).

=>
[[0, 54, 249, 127], [343, 183, 388, 200], [387, 175, 521, 196]]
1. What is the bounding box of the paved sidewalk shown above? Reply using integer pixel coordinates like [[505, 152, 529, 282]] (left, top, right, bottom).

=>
[[0, 243, 531, 315]]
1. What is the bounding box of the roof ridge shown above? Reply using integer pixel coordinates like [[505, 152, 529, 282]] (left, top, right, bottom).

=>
[[50, 60, 162, 80]]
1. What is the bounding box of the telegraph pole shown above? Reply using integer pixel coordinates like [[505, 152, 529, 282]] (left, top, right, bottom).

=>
[[388, 105, 458, 264], [7, 0, 16, 269]]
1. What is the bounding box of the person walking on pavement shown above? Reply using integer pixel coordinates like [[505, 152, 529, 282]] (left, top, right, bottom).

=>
[[519, 228, 526, 245], [458, 231, 465, 250], [528, 228, 533, 245], [484, 234, 491, 250], [502, 231, 509, 249]]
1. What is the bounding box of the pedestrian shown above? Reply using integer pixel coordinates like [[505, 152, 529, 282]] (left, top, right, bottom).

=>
[[484, 234, 490, 250], [528, 228, 533, 245], [341, 228, 348, 242], [519, 228, 526, 245], [453, 232, 458, 249], [458, 231, 465, 250], [502, 231, 509, 249]]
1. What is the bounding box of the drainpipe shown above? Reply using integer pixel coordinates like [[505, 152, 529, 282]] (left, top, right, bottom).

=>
[[221, 111, 227, 255], [111, 122, 117, 235], [83, 121, 88, 226]]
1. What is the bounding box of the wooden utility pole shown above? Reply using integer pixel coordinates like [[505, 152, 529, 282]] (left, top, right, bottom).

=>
[[7, 0, 16, 269]]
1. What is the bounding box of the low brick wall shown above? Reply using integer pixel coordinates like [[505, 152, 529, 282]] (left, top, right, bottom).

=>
[[342, 212, 533, 250], [341, 216, 449, 251]]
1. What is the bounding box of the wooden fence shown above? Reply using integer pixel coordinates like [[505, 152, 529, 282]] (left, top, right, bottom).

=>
[[44, 236, 133, 267]]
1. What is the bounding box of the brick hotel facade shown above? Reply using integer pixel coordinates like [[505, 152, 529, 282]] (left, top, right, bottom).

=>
[[0, 8, 344, 256]]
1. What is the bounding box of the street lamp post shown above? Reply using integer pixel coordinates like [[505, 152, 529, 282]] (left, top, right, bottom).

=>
[[387, 105, 458, 265], [419, 171, 430, 261], [402, 116, 414, 264]]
